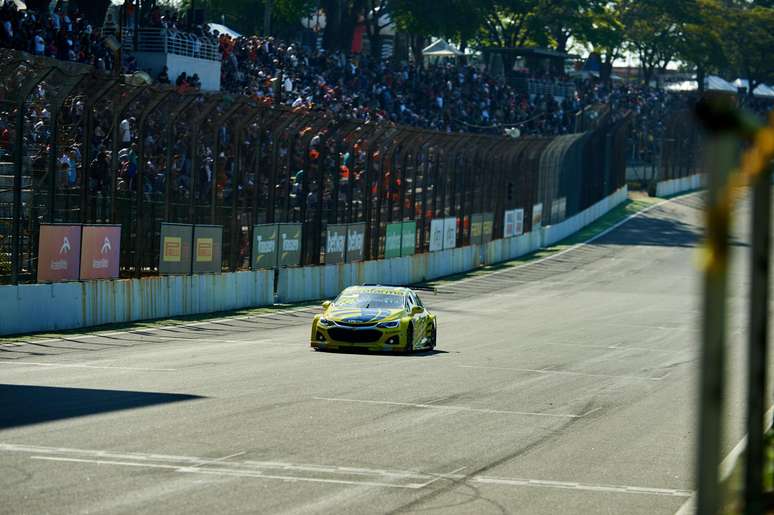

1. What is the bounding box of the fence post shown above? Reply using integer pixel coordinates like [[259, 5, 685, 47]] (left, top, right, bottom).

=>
[[696, 132, 736, 515], [744, 167, 772, 513], [11, 103, 24, 284]]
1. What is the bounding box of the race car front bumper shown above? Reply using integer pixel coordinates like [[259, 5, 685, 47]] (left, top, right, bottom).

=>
[[311, 323, 406, 351]]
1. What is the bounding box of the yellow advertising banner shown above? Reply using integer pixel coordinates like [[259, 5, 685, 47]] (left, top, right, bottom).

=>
[[195, 238, 214, 262], [163, 236, 182, 262]]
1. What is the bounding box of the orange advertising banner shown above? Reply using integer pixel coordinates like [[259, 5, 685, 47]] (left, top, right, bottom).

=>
[[79, 225, 121, 280], [37, 224, 82, 282]]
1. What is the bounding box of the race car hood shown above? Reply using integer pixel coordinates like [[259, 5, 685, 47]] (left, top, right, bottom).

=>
[[325, 307, 405, 324]]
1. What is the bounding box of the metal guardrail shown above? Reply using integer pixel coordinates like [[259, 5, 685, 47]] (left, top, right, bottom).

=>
[[0, 49, 630, 284]]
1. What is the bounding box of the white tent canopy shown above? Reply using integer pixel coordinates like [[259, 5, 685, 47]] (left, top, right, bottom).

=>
[[207, 23, 242, 39], [733, 79, 774, 99], [664, 75, 737, 94], [422, 39, 463, 57]]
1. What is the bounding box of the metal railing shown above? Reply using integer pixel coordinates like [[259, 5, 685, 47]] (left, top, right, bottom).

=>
[[106, 26, 221, 62]]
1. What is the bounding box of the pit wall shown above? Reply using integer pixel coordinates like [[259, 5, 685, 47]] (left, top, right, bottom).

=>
[[655, 173, 705, 198], [2, 187, 627, 336], [1, 270, 274, 336], [276, 186, 628, 303]]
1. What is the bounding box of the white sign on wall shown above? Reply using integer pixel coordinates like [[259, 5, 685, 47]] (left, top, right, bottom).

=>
[[532, 203, 543, 228], [504, 210, 516, 238], [429, 219, 445, 252], [514, 209, 524, 236], [443, 217, 457, 249]]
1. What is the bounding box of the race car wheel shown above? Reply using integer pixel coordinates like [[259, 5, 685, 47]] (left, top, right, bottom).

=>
[[428, 325, 437, 350], [405, 324, 414, 354]]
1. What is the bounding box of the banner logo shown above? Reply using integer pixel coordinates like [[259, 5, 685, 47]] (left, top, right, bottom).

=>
[[59, 237, 71, 255], [163, 237, 182, 262], [196, 238, 214, 262]]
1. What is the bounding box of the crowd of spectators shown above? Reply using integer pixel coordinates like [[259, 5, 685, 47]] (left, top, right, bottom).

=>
[[212, 32, 724, 141], [0, 2, 115, 72], [4, 2, 769, 141]]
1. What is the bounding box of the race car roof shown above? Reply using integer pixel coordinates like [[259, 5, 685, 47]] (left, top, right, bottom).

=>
[[349, 285, 410, 295]]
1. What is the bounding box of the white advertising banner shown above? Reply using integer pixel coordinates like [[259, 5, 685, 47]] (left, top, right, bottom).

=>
[[443, 217, 457, 249], [514, 209, 524, 236], [532, 203, 543, 228], [429, 218, 445, 252], [503, 209, 516, 238]]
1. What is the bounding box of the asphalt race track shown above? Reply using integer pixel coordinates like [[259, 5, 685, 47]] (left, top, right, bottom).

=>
[[1, 192, 770, 514]]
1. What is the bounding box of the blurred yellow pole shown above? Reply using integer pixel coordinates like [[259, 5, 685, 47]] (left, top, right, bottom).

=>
[[697, 133, 736, 515]]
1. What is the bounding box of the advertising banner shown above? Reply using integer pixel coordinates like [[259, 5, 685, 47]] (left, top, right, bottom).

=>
[[80, 225, 121, 280], [37, 224, 81, 282], [429, 218, 444, 252], [400, 220, 416, 256], [325, 224, 347, 264], [192, 225, 223, 274], [470, 214, 483, 246], [252, 224, 278, 269], [346, 222, 366, 262], [384, 222, 402, 259], [482, 212, 494, 243], [514, 208, 524, 236], [443, 217, 457, 249], [504, 210, 516, 238], [278, 223, 302, 266], [532, 203, 543, 228], [159, 223, 193, 275]]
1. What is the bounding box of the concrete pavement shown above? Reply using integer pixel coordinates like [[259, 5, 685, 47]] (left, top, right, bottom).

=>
[[0, 191, 768, 514]]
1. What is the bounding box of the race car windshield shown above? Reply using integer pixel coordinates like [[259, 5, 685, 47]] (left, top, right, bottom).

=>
[[334, 292, 404, 309]]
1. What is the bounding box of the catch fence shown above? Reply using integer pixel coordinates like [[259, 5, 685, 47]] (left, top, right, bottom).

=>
[[0, 49, 630, 284]]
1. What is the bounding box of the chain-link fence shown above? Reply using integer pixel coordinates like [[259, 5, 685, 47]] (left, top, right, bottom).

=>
[[0, 49, 632, 284]]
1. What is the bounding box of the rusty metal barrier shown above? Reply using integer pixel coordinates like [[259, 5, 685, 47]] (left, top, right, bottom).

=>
[[0, 49, 633, 284]]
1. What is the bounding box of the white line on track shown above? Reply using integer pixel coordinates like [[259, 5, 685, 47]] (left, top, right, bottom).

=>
[[457, 364, 668, 381], [4, 443, 691, 497], [472, 476, 692, 497], [0, 361, 176, 371], [312, 396, 596, 418], [438, 194, 683, 290], [29, 457, 424, 489]]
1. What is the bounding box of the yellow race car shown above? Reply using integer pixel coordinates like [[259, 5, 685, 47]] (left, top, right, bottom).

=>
[[311, 285, 437, 353]]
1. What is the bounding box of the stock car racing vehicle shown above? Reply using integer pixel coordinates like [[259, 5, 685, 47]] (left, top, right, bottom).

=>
[[311, 285, 437, 352]]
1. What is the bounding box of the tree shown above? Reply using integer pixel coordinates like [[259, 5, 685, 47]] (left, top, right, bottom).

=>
[[621, 0, 683, 85], [671, 0, 728, 92], [723, 3, 774, 100], [575, 1, 627, 84]]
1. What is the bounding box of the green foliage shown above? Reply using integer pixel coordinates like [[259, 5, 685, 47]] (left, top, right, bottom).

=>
[[723, 3, 774, 93]]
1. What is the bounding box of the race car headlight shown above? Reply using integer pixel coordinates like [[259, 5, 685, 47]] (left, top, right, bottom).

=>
[[319, 318, 334, 327], [377, 320, 400, 329]]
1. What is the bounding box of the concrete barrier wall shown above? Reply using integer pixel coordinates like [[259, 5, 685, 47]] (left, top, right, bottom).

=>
[[278, 186, 628, 303], [1, 270, 274, 336], [3, 186, 628, 334], [277, 245, 481, 304], [655, 174, 704, 198]]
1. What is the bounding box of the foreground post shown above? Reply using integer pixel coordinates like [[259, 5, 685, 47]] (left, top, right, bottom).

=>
[[696, 131, 736, 515], [744, 168, 771, 514]]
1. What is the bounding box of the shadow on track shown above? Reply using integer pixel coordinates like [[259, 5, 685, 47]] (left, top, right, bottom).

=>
[[0, 384, 204, 429], [312, 348, 450, 357]]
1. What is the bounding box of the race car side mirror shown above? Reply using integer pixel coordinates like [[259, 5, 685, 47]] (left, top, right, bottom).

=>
[[411, 306, 423, 315], [322, 301, 331, 310]]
